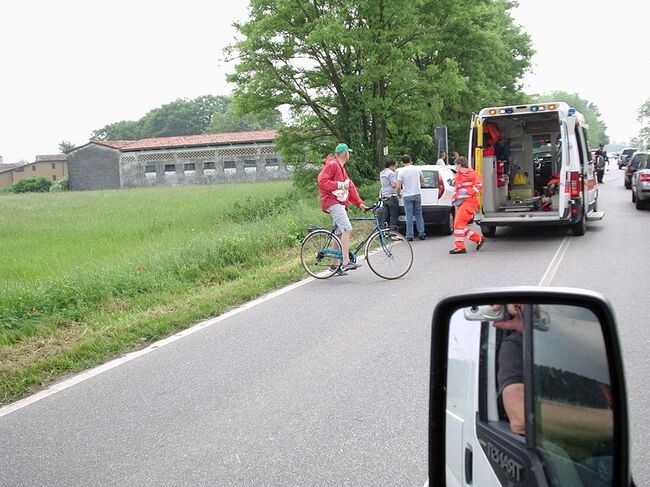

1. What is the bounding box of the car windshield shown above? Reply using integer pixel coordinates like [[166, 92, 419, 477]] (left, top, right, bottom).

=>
[[421, 170, 439, 189], [623, 149, 637, 156]]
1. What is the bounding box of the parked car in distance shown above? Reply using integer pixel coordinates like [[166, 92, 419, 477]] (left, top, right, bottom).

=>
[[631, 151, 650, 209], [619, 147, 637, 169], [624, 151, 645, 189], [397, 164, 456, 235]]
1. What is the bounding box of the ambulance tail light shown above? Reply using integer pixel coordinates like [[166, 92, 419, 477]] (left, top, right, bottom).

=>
[[438, 171, 445, 199], [569, 171, 582, 197]]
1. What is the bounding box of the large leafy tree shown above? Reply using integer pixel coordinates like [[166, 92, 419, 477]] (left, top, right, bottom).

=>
[[538, 91, 609, 147], [227, 0, 532, 182]]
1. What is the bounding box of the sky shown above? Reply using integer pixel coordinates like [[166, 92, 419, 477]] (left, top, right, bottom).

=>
[[0, 0, 647, 164]]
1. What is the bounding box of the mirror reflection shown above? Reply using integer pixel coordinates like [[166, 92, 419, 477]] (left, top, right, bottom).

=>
[[446, 303, 613, 486]]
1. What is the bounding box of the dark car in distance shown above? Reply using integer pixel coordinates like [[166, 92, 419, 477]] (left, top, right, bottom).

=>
[[619, 147, 637, 169]]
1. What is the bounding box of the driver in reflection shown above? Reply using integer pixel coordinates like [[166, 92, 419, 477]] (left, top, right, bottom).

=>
[[493, 304, 525, 435]]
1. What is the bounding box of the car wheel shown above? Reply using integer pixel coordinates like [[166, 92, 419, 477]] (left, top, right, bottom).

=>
[[636, 197, 644, 210], [481, 224, 497, 238], [632, 190, 636, 203], [439, 209, 454, 236]]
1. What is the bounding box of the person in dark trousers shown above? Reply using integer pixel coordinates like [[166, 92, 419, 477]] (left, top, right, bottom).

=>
[[379, 160, 399, 231], [594, 144, 608, 183]]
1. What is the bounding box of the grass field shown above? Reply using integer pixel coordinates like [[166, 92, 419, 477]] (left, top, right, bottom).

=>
[[0, 181, 340, 404]]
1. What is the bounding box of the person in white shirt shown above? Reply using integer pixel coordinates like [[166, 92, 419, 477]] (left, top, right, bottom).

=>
[[436, 151, 447, 166], [396, 154, 426, 241]]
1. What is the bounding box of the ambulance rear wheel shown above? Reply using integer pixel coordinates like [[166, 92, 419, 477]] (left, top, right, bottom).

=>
[[571, 211, 586, 236], [481, 225, 496, 238]]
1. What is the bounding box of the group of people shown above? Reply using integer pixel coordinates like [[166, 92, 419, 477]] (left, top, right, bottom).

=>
[[317, 143, 486, 276]]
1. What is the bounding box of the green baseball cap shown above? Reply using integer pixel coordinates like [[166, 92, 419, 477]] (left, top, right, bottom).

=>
[[335, 143, 352, 154]]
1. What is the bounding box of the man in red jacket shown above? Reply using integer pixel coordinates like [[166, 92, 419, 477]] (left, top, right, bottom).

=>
[[317, 143, 368, 273], [449, 156, 485, 254]]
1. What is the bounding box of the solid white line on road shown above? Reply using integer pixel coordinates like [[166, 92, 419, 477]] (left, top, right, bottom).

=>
[[538, 234, 572, 287], [0, 275, 318, 419]]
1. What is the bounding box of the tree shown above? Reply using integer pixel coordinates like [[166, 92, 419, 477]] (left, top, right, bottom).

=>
[[227, 0, 533, 183], [538, 91, 609, 147], [58, 141, 76, 154], [207, 98, 283, 133], [90, 119, 143, 141], [637, 97, 650, 148], [90, 95, 282, 141]]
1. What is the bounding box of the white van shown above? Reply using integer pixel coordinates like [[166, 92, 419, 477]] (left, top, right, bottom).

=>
[[468, 102, 604, 237]]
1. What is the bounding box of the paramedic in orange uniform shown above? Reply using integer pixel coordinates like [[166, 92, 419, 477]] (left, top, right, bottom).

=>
[[449, 156, 486, 254]]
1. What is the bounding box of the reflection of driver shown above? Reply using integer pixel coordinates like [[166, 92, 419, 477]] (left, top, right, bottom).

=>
[[494, 304, 525, 435]]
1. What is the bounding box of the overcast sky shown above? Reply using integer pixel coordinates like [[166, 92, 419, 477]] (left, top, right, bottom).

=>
[[0, 0, 646, 163]]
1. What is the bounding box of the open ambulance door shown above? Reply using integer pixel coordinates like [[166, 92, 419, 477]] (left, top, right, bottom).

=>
[[575, 123, 598, 212], [558, 120, 571, 217], [469, 114, 484, 209]]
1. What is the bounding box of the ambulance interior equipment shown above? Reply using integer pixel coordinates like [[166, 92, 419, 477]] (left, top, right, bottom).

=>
[[428, 287, 632, 487], [469, 103, 604, 237]]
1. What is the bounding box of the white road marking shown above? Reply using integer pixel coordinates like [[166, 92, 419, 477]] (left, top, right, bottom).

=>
[[0, 275, 317, 418], [538, 234, 572, 286]]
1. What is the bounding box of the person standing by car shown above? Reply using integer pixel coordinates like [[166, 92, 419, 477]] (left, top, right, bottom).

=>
[[595, 144, 608, 183], [317, 143, 368, 273], [396, 155, 426, 241], [379, 160, 399, 232], [449, 156, 485, 254], [436, 151, 447, 166]]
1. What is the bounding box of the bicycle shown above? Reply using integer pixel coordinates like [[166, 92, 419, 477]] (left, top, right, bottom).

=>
[[300, 201, 414, 280]]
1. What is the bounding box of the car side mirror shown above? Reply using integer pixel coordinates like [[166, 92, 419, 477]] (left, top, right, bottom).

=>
[[429, 287, 632, 486]]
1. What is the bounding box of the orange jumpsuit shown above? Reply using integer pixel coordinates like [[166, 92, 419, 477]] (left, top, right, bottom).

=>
[[452, 167, 483, 250]]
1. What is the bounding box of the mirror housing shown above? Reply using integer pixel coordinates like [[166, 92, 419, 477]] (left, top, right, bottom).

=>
[[429, 286, 631, 486]]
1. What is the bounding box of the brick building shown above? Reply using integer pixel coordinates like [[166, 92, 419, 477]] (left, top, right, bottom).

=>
[[66, 130, 289, 191]]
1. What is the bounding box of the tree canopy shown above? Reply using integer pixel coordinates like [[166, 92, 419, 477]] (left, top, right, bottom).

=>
[[90, 95, 282, 141], [637, 97, 650, 149], [227, 0, 533, 182], [538, 91, 609, 147], [58, 141, 76, 154]]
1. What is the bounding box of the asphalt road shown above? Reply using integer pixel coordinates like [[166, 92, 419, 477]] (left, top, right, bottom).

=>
[[1, 164, 648, 486]]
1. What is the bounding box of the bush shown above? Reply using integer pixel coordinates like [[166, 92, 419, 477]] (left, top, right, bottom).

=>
[[10, 177, 53, 193], [49, 176, 69, 192]]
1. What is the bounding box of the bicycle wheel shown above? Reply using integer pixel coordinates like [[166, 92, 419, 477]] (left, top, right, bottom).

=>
[[300, 229, 342, 279], [365, 230, 413, 280]]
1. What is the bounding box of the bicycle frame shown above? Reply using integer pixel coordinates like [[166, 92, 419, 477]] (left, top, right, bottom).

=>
[[301, 201, 413, 280], [315, 206, 391, 262]]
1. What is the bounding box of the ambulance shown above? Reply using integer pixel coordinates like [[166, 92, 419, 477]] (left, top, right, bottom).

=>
[[468, 102, 604, 236]]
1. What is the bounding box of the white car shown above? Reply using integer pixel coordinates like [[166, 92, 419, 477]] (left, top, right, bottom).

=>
[[397, 164, 456, 235]]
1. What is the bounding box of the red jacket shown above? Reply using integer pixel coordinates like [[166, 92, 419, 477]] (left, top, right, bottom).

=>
[[452, 167, 483, 202], [317, 155, 363, 212]]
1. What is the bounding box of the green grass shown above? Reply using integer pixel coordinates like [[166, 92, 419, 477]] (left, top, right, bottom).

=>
[[0, 181, 337, 404]]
